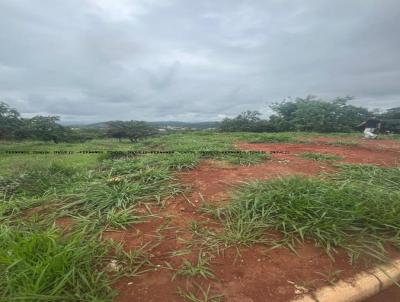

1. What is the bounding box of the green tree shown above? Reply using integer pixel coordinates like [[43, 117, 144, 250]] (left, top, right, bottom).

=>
[[269, 96, 369, 132], [0, 101, 23, 139], [27, 116, 68, 143], [379, 107, 400, 133], [107, 121, 156, 142], [220, 111, 268, 132]]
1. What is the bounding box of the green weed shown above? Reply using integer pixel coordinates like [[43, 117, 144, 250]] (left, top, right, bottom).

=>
[[219, 165, 400, 263], [247, 133, 298, 144], [178, 282, 222, 302], [174, 252, 214, 279], [104, 207, 141, 230], [298, 152, 342, 161], [0, 223, 115, 301], [326, 140, 358, 147]]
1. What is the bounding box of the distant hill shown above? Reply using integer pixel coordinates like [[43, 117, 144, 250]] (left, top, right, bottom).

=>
[[149, 121, 219, 129], [68, 121, 220, 130]]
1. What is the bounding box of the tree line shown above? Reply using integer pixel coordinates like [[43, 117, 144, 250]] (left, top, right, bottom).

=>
[[220, 96, 400, 133], [0, 101, 157, 143], [1, 96, 399, 143]]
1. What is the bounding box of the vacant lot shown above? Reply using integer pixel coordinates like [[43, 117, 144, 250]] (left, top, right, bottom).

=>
[[1, 132, 400, 302]]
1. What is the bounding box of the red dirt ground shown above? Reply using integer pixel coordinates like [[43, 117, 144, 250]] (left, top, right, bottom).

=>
[[237, 141, 400, 166], [310, 136, 400, 153], [106, 141, 400, 302]]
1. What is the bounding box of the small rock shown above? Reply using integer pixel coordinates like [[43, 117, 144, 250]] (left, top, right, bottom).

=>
[[294, 284, 309, 294], [106, 260, 121, 272]]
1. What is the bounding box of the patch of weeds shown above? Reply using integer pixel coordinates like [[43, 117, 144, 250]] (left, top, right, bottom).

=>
[[187, 218, 265, 252], [331, 164, 400, 191], [0, 196, 43, 221], [248, 133, 298, 144], [144, 153, 200, 170], [219, 165, 400, 263], [59, 164, 181, 215], [160, 153, 200, 170], [198, 203, 224, 220], [178, 282, 223, 302], [174, 252, 215, 279], [298, 152, 342, 161], [0, 223, 115, 301], [213, 151, 270, 165], [0, 163, 84, 221], [315, 269, 342, 286], [217, 211, 269, 247], [112, 243, 152, 277], [186, 221, 222, 251], [0, 163, 77, 199], [168, 248, 193, 258], [326, 140, 358, 147], [104, 207, 142, 230]]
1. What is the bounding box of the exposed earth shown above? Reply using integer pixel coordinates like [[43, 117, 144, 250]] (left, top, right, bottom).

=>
[[103, 137, 400, 302]]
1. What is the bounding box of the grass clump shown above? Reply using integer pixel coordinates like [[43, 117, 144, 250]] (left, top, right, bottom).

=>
[[0, 163, 85, 220], [326, 140, 358, 147], [0, 223, 114, 301], [212, 151, 270, 165], [174, 252, 214, 279], [247, 133, 297, 144], [56, 157, 182, 216], [59, 171, 180, 215], [112, 243, 151, 277], [220, 165, 400, 263], [178, 282, 222, 302], [143, 153, 200, 171], [332, 164, 400, 191], [104, 207, 141, 230], [298, 152, 342, 161], [0, 163, 76, 199]]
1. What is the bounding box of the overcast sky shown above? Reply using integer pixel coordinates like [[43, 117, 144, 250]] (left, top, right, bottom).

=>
[[0, 0, 399, 123]]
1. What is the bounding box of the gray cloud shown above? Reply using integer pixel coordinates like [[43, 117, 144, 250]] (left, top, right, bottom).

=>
[[0, 0, 399, 122]]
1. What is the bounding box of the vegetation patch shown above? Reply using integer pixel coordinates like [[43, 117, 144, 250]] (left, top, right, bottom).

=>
[[325, 140, 358, 147], [0, 223, 115, 301], [298, 152, 342, 161], [173, 252, 214, 280], [217, 165, 400, 263], [178, 282, 223, 302], [247, 133, 298, 144]]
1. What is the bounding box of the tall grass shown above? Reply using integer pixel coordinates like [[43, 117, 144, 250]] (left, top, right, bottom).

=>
[[220, 165, 400, 263], [0, 223, 115, 301], [298, 152, 342, 161], [2, 163, 77, 198], [247, 133, 298, 143]]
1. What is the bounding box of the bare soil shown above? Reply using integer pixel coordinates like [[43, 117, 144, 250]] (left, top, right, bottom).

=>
[[107, 140, 400, 302], [364, 285, 400, 302], [237, 141, 400, 166]]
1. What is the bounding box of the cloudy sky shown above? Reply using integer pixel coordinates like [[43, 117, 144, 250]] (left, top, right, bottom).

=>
[[0, 0, 399, 123]]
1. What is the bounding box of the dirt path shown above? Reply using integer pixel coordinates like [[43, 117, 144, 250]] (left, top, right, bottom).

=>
[[237, 142, 400, 166], [108, 141, 400, 302]]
